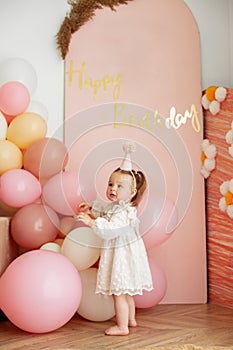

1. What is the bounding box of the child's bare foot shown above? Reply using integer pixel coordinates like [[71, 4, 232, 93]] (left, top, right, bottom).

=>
[[129, 319, 137, 327], [105, 325, 129, 336]]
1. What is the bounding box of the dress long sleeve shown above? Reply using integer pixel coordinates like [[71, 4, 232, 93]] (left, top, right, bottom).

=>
[[91, 204, 136, 240]]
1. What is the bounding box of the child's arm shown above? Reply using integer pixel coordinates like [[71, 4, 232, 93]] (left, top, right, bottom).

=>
[[77, 208, 133, 240]]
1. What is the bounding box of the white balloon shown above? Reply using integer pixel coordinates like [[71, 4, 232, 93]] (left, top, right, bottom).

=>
[[61, 227, 101, 271], [0, 57, 37, 96], [26, 100, 48, 120], [40, 242, 61, 253], [0, 112, 7, 140], [78, 268, 115, 322]]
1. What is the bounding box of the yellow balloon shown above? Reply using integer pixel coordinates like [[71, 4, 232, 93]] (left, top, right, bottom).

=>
[[0, 140, 23, 175], [7, 112, 47, 149]]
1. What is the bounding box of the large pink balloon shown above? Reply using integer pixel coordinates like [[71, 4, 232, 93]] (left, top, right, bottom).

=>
[[0, 169, 41, 208], [0, 81, 30, 115], [42, 171, 83, 216], [11, 203, 60, 249], [134, 257, 167, 308], [23, 137, 69, 179], [141, 197, 178, 250], [0, 250, 82, 333]]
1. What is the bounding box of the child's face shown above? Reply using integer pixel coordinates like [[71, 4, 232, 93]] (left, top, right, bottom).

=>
[[106, 171, 136, 202]]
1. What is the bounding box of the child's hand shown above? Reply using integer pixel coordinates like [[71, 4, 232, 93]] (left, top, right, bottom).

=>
[[78, 202, 91, 212], [76, 212, 94, 227]]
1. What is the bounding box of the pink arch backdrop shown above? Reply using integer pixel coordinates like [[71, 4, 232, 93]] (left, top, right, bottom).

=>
[[63, 0, 207, 303]]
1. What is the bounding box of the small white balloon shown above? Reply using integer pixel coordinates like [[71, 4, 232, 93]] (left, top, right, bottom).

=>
[[0, 112, 7, 140], [40, 242, 61, 253], [26, 100, 48, 121], [0, 57, 37, 96]]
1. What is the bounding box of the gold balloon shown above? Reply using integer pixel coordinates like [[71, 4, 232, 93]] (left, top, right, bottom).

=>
[[0, 140, 22, 175], [7, 112, 47, 149]]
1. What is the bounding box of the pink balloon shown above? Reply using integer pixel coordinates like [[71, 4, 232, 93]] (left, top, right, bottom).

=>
[[42, 171, 83, 216], [134, 257, 167, 308], [23, 137, 69, 179], [0, 250, 82, 333], [11, 203, 60, 249], [0, 81, 30, 115], [141, 197, 178, 250], [0, 169, 41, 208]]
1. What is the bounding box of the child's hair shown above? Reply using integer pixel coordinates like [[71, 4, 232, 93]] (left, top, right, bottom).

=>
[[113, 167, 147, 207]]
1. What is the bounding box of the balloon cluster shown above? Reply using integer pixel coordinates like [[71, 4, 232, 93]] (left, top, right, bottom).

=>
[[0, 57, 84, 333], [0, 57, 178, 334]]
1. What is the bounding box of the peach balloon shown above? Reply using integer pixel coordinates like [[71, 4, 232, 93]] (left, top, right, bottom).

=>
[[7, 112, 47, 149], [11, 204, 59, 249], [23, 137, 69, 179], [0, 250, 82, 333], [78, 268, 115, 322], [0, 140, 22, 175]]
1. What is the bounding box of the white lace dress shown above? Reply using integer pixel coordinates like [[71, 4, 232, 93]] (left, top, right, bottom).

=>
[[91, 200, 153, 296]]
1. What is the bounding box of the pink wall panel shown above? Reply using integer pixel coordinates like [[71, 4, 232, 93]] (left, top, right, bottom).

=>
[[64, 0, 207, 303]]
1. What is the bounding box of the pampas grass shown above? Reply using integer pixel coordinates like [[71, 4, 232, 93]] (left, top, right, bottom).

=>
[[56, 0, 134, 59]]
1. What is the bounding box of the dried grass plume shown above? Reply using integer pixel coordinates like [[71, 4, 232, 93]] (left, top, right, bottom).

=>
[[56, 0, 134, 59]]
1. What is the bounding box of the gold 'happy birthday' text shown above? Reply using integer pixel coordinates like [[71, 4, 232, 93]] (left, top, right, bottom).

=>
[[113, 103, 201, 132], [66, 60, 122, 101]]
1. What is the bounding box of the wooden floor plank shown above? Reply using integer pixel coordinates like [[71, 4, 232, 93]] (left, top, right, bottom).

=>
[[1, 304, 233, 349]]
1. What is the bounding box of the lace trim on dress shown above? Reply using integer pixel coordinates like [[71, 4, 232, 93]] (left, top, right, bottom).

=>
[[96, 285, 154, 296]]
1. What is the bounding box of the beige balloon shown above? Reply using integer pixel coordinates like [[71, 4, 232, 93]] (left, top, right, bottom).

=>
[[40, 242, 61, 253], [61, 227, 101, 271], [78, 268, 115, 322]]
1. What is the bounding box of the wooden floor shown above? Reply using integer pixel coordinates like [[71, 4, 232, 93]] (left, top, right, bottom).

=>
[[1, 304, 233, 350]]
